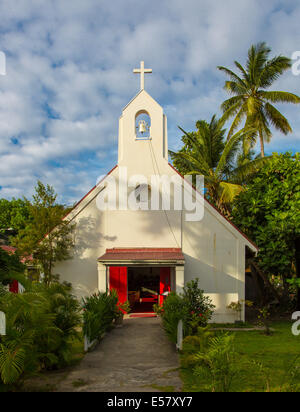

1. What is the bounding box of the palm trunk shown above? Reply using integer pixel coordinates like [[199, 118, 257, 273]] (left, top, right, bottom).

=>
[[259, 130, 265, 158]]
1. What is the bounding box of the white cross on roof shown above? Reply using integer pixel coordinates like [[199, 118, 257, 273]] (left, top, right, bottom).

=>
[[133, 61, 152, 90]]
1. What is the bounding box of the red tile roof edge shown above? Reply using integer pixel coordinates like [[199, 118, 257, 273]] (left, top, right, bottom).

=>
[[62, 165, 118, 222], [41, 165, 118, 243], [98, 247, 185, 261], [106, 248, 182, 253], [0, 245, 33, 263]]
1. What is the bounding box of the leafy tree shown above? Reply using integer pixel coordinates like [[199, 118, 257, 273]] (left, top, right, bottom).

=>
[[232, 152, 300, 307], [218, 42, 300, 157], [13, 181, 75, 285], [169, 115, 268, 215], [0, 198, 31, 236]]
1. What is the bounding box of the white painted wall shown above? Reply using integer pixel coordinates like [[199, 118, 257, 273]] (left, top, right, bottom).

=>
[[55, 90, 256, 323]]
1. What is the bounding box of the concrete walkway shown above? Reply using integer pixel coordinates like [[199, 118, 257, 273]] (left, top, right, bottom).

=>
[[57, 317, 182, 392]]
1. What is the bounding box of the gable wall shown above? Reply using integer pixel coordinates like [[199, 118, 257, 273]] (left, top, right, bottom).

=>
[[55, 90, 253, 322], [55, 162, 248, 322]]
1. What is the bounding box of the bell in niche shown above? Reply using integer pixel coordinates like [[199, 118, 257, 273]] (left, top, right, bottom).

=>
[[137, 119, 149, 134]]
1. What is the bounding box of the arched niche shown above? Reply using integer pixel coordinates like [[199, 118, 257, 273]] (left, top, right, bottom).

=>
[[135, 110, 151, 139]]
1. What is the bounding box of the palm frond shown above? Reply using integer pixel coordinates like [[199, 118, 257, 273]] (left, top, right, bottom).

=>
[[259, 90, 300, 104], [217, 66, 247, 89], [264, 103, 292, 135], [259, 56, 292, 88], [177, 126, 216, 171], [223, 81, 247, 95], [219, 181, 243, 203], [215, 130, 244, 176], [247, 42, 270, 86], [170, 150, 210, 176], [234, 61, 250, 83], [220, 96, 244, 114], [220, 100, 244, 126], [226, 103, 248, 140], [0, 344, 26, 384], [230, 155, 272, 183]]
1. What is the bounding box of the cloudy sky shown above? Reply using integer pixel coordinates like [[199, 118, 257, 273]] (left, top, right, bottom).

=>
[[0, 0, 299, 204]]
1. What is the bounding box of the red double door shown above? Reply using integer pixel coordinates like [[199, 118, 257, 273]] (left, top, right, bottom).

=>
[[109, 266, 171, 307]]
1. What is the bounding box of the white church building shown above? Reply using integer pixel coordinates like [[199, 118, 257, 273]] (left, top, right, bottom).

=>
[[56, 62, 258, 323]]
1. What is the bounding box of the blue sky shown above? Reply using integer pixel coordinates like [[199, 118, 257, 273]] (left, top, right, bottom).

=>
[[0, 0, 299, 204]]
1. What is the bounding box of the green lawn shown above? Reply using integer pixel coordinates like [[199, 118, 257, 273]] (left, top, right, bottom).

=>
[[180, 321, 300, 392]]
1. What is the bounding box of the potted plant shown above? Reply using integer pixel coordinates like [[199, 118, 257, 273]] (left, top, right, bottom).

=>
[[115, 300, 131, 327]]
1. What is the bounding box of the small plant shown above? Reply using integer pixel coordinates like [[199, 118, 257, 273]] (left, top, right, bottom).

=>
[[153, 303, 164, 316], [116, 300, 131, 317], [114, 300, 131, 327], [252, 360, 272, 392], [82, 290, 118, 342], [181, 326, 215, 368], [257, 305, 272, 335], [192, 333, 239, 392], [227, 300, 253, 323]]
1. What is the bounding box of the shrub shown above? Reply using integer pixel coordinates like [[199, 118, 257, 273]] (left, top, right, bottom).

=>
[[0, 290, 59, 385], [0, 280, 82, 386], [181, 326, 215, 368], [160, 293, 188, 343], [182, 279, 215, 334], [31, 281, 82, 368], [82, 290, 118, 342], [159, 279, 215, 343]]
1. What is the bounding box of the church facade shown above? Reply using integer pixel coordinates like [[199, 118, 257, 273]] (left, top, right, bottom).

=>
[[56, 62, 257, 323]]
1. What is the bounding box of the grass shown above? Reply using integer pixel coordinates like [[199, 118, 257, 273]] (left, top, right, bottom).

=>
[[180, 321, 300, 392], [209, 322, 254, 329]]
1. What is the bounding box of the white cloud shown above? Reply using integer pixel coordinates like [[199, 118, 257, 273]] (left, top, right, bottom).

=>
[[0, 0, 299, 202]]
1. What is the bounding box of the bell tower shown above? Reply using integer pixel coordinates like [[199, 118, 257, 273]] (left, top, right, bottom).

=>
[[118, 62, 168, 171]]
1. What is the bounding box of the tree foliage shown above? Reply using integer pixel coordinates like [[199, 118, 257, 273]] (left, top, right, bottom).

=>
[[0, 247, 25, 285], [169, 115, 269, 215], [218, 42, 300, 157], [232, 152, 300, 280], [13, 181, 75, 285], [0, 198, 31, 237]]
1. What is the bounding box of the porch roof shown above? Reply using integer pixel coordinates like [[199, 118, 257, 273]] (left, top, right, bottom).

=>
[[98, 248, 185, 265]]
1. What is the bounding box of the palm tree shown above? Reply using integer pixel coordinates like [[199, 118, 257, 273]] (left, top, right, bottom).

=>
[[217, 42, 300, 157], [169, 116, 268, 216]]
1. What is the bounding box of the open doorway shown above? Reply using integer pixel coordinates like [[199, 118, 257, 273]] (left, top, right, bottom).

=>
[[109, 266, 172, 314], [128, 267, 160, 313]]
